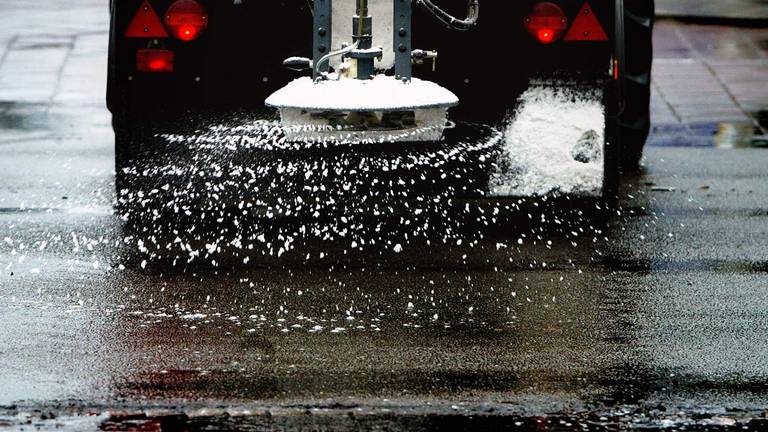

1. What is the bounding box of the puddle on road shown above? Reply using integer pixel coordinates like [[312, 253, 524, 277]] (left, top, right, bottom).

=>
[[714, 110, 768, 148], [0, 102, 62, 131]]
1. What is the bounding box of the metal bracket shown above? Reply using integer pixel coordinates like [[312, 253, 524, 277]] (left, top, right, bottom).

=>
[[313, 0, 332, 80], [394, 0, 413, 81]]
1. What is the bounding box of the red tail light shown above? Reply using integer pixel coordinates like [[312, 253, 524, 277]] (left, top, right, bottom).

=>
[[524, 2, 568, 44], [137, 49, 175, 72], [165, 0, 208, 41]]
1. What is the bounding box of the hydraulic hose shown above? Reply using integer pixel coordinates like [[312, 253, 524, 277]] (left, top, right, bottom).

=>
[[414, 0, 479, 31], [314, 41, 360, 78], [306, 0, 479, 31]]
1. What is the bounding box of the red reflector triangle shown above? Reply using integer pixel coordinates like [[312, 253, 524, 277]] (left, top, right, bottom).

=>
[[565, 2, 608, 41], [125, 0, 169, 38]]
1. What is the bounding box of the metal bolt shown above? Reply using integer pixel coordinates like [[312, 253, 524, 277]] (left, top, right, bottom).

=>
[[399, 28, 407, 37], [318, 28, 327, 36], [398, 44, 407, 53], [318, 45, 327, 53]]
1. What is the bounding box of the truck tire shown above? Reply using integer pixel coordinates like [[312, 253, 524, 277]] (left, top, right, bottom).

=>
[[602, 115, 621, 209], [620, 0, 655, 169], [112, 113, 146, 199]]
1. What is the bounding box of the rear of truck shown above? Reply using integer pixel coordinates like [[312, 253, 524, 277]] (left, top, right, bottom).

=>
[[107, 0, 654, 206]]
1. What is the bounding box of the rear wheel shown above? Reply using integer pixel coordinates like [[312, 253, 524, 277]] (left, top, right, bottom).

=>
[[620, 0, 655, 169], [112, 113, 150, 201], [602, 115, 621, 209], [113, 114, 132, 198]]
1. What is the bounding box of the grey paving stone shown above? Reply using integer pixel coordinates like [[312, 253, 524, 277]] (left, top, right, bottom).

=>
[[0, 36, 74, 103], [0, 0, 107, 38], [53, 34, 107, 106], [650, 19, 767, 147], [656, 0, 768, 20]]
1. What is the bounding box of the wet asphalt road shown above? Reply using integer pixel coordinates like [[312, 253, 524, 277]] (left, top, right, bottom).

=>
[[2, 113, 768, 430], [1, 1, 768, 430]]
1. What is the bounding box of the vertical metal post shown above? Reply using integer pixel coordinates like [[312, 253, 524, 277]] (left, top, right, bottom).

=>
[[352, 0, 375, 79], [313, 0, 332, 80], [394, 0, 412, 81]]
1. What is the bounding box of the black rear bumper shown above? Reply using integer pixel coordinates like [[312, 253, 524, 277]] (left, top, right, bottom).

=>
[[107, 0, 623, 123]]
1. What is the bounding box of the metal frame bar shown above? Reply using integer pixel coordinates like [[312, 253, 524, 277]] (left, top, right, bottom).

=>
[[313, 0, 333, 79], [393, 0, 412, 80]]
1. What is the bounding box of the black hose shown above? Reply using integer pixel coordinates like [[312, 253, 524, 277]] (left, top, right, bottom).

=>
[[414, 0, 479, 31]]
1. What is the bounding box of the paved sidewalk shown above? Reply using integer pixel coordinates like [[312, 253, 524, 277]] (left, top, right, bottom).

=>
[[0, 2, 765, 149], [0, 0, 107, 104], [0, 0, 106, 104], [0, 0, 110, 153], [657, 0, 768, 21], [650, 19, 768, 147]]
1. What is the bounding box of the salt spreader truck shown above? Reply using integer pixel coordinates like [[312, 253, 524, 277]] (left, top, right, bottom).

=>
[[107, 0, 654, 206]]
